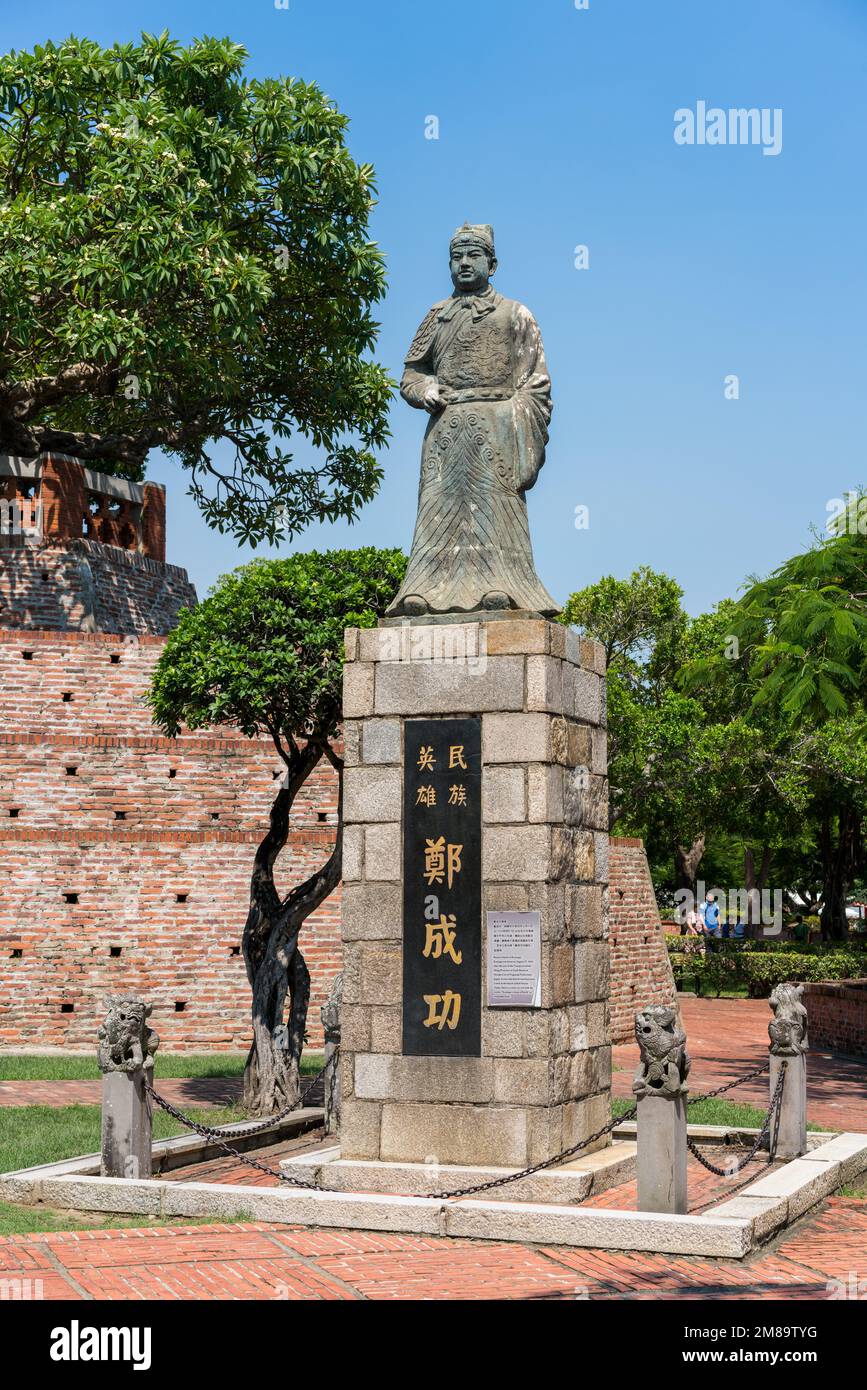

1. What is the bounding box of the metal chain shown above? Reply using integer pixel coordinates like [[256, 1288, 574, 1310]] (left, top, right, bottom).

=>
[[423, 1104, 639, 1201], [686, 1061, 787, 1178], [145, 1052, 783, 1201], [145, 1050, 338, 1144]]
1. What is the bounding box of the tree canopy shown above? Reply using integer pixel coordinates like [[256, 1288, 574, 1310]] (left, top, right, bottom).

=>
[[0, 33, 392, 543]]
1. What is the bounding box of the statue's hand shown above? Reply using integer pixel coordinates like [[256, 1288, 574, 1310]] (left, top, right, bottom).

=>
[[423, 382, 444, 413]]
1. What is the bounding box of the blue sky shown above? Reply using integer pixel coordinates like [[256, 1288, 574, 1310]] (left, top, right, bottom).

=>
[[8, 0, 867, 613]]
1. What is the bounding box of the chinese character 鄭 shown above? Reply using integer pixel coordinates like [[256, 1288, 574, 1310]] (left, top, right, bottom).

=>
[[422, 990, 462, 1030], [422, 914, 462, 964], [423, 836, 463, 888]]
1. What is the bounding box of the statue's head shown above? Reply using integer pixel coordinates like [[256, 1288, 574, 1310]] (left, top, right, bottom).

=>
[[450, 223, 497, 293]]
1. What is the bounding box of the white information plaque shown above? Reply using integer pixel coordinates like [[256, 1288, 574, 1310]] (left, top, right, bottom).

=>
[[486, 911, 542, 1008]]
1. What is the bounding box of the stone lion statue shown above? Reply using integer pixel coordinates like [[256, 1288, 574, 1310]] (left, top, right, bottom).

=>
[[768, 982, 808, 1057], [632, 1004, 690, 1099], [97, 996, 160, 1074]]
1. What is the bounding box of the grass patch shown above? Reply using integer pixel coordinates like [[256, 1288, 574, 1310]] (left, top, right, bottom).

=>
[[0, 1103, 250, 1174], [611, 1096, 828, 1131], [0, 1052, 324, 1082], [0, 1202, 257, 1236]]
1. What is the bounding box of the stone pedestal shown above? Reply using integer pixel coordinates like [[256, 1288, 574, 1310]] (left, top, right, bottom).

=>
[[769, 1052, 807, 1160], [100, 1068, 152, 1179], [339, 618, 611, 1170], [636, 1093, 688, 1213]]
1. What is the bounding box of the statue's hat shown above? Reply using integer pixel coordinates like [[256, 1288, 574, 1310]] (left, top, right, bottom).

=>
[[450, 222, 496, 257]]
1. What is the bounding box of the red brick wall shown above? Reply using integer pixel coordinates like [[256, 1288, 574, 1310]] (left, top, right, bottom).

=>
[[0, 631, 341, 1051], [804, 980, 867, 1057], [0, 540, 195, 636], [608, 836, 679, 1044]]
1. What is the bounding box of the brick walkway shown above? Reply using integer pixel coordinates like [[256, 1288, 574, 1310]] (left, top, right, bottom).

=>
[[0, 1078, 242, 1109], [1, 1198, 864, 1299]]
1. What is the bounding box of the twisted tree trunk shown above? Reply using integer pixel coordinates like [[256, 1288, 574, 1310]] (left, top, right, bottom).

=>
[[241, 736, 343, 1116], [819, 807, 861, 943]]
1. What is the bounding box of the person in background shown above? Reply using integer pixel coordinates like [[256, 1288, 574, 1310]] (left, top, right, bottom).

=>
[[721, 910, 731, 941], [792, 914, 809, 944], [704, 893, 721, 949], [733, 918, 746, 941], [685, 901, 704, 954]]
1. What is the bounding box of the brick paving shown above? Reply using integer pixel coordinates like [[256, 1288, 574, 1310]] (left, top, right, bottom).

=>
[[0, 1198, 863, 1300], [0, 1077, 243, 1108]]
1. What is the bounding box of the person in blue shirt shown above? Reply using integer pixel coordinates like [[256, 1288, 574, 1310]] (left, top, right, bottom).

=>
[[733, 919, 746, 941], [704, 893, 721, 949]]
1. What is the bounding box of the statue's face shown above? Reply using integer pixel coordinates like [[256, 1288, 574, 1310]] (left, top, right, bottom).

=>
[[450, 241, 495, 293]]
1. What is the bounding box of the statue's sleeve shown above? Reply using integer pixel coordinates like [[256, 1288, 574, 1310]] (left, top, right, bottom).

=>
[[400, 306, 440, 409], [511, 303, 553, 492]]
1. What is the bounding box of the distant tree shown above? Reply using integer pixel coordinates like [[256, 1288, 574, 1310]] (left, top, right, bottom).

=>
[[0, 33, 392, 543], [692, 506, 867, 938], [148, 549, 406, 1115]]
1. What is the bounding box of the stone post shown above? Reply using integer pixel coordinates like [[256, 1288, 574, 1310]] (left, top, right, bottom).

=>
[[634, 1004, 689, 1214], [321, 972, 343, 1135], [766, 982, 808, 1159], [97, 996, 159, 1179]]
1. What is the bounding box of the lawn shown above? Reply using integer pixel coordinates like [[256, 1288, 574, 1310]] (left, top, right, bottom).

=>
[[0, 1052, 324, 1082], [0, 1102, 252, 1174], [611, 1095, 828, 1131]]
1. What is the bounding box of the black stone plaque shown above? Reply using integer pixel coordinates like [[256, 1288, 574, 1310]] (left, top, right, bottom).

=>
[[402, 717, 482, 1056]]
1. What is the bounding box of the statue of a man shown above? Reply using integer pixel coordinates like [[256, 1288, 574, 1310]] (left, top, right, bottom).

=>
[[386, 224, 559, 620]]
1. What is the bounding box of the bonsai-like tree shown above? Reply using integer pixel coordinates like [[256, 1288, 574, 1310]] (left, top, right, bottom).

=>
[[0, 33, 392, 543], [148, 548, 406, 1114]]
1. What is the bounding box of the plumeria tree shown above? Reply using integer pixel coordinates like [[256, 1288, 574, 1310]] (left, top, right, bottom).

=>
[[0, 33, 392, 543], [148, 549, 406, 1114]]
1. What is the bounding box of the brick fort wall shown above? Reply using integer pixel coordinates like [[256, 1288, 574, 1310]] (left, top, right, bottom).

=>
[[0, 631, 341, 1051], [608, 835, 679, 1044]]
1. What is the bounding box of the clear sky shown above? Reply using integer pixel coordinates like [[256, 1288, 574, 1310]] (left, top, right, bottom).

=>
[[8, 0, 867, 614]]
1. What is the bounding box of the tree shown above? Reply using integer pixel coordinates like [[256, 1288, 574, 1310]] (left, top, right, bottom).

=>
[[696, 509, 867, 938], [148, 548, 406, 1114], [0, 33, 392, 544]]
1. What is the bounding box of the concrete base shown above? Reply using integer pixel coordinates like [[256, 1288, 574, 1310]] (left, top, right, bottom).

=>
[[278, 1140, 637, 1205], [636, 1092, 688, 1214], [3, 1132, 864, 1258]]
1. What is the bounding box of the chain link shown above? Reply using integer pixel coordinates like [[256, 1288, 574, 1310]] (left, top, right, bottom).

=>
[[686, 1061, 787, 1178], [145, 1051, 339, 1190]]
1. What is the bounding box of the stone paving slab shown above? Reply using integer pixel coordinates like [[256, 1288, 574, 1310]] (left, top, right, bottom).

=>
[[0, 1197, 863, 1299]]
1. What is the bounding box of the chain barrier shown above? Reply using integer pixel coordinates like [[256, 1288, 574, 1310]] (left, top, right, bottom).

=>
[[143, 1051, 784, 1200], [144, 1051, 340, 1190], [686, 1061, 787, 1178]]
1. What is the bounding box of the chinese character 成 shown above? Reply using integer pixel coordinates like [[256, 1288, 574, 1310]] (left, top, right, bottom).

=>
[[449, 744, 467, 770], [423, 836, 463, 888], [422, 990, 462, 1030], [448, 783, 467, 806], [417, 745, 435, 772], [422, 914, 462, 964], [416, 785, 436, 807]]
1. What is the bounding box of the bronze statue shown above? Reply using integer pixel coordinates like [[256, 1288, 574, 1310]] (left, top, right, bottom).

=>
[[386, 224, 559, 621]]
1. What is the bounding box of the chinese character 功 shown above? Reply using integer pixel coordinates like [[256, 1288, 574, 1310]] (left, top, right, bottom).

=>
[[448, 783, 467, 806], [423, 836, 463, 888], [416, 785, 436, 807], [417, 745, 436, 772], [422, 914, 462, 964], [422, 991, 462, 1030], [449, 744, 467, 770]]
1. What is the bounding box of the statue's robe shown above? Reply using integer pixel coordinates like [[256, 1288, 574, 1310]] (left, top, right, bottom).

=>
[[387, 285, 559, 617]]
